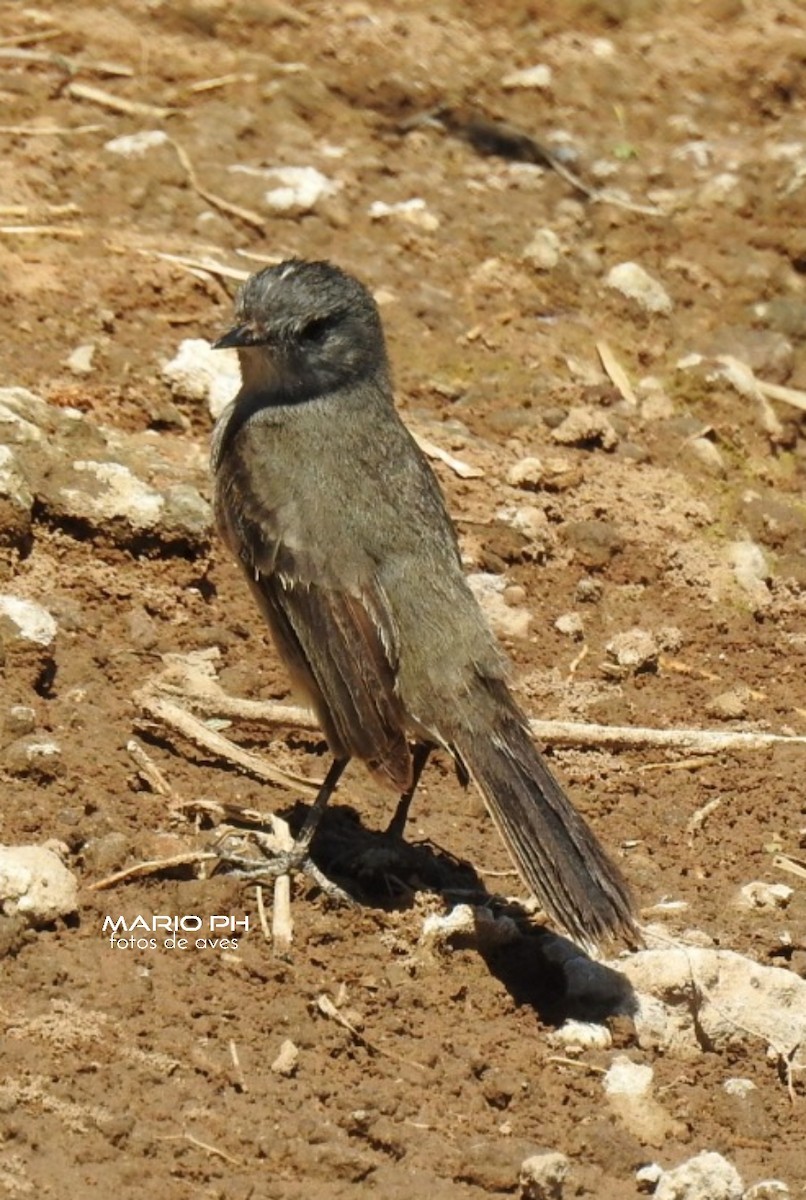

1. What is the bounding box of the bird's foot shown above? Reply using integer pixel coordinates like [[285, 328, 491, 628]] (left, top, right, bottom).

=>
[[214, 832, 353, 904]]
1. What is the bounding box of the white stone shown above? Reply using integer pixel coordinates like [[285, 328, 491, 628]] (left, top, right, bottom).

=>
[[507, 457, 544, 489], [519, 1150, 568, 1200], [161, 337, 240, 420], [722, 1077, 756, 1098], [655, 1151, 743, 1200], [554, 612, 584, 639], [62, 461, 163, 528], [65, 343, 96, 375], [604, 1056, 653, 1096], [229, 164, 341, 213], [637, 1163, 664, 1188], [467, 573, 531, 638], [0, 445, 33, 509], [548, 1020, 612, 1050], [104, 129, 169, 156], [605, 628, 658, 672], [613, 947, 806, 1071], [270, 1038, 299, 1076], [736, 881, 793, 911], [0, 844, 78, 925], [550, 406, 618, 449], [689, 436, 726, 476], [744, 1182, 790, 1199], [606, 261, 674, 315], [728, 540, 769, 606], [502, 64, 553, 90], [368, 197, 440, 231], [0, 595, 57, 645], [522, 228, 561, 269]]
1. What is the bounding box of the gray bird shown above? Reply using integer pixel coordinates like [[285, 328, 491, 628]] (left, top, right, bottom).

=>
[[211, 259, 635, 946]]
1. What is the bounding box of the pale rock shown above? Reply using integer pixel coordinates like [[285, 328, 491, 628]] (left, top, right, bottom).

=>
[[604, 1057, 653, 1097], [606, 261, 674, 315], [604, 1055, 682, 1144], [104, 129, 169, 156], [0, 595, 57, 646], [507, 457, 544, 489], [722, 1078, 756, 1098], [502, 63, 553, 90], [3, 705, 36, 737], [705, 686, 750, 720], [368, 197, 440, 231], [689, 436, 726, 476], [229, 164, 341, 213], [550, 406, 618, 450], [736, 881, 793, 911], [519, 1150, 568, 1200], [613, 947, 806, 1071], [270, 1038, 299, 1076], [0, 844, 78, 925], [467, 573, 531, 638], [728, 540, 769, 607], [65, 343, 96, 376], [605, 628, 658, 674], [554, 612, 584, 639], [61, 461, 164, 529], [744, 1182, 790, 1199], [655, 1151, 743, 1200], [0, 388, 48, 445], [3, 735, 62, 778], [522, 229, 561, 270], [0, 444, 34, 544], [161, 338, 240, 420], [548, 1020, 611, 1050], [697, 172, 744, 207], [637, 1163, 664, 1190]]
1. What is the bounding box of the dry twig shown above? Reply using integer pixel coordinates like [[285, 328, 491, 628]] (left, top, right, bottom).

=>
[[68, 80, 174, 117], [410, 432, 483, 479], [133, 684, 319, 793], [597, 340, 637, 407], [88, 850, 218, 891], [167, 138, 265, 231]]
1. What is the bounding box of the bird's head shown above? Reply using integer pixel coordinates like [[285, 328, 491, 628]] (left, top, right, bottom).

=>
[[212, 259, 389, 400]]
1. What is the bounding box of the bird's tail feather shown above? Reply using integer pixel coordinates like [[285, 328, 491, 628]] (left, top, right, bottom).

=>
[[452, 708, 635, 947]]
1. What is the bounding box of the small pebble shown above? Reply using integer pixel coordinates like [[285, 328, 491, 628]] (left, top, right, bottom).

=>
[[507, 457, 544, 489], [519, 1150, 569, 1200], [270, 1038, 299, 1076], [554, 612, 584, 639], [736, 881, 793, 911], [606, 261, 674, 315], [64, 343, 96, 376], [605, 628, 659, 674]]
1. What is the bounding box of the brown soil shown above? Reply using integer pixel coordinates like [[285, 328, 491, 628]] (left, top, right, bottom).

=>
[[1, 1, 805, 1196]]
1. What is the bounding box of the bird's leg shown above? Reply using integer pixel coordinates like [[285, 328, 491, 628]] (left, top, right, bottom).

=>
[[215, 757, 350, 898], [290, 756, 349, 859], [385, 742, 431, 838]]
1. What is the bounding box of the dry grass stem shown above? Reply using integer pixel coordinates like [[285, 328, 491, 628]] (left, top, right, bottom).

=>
[[68, 81, 175, 118], [411, 431, 484, 478], [597, 339, 637, 407], [88, 850, 218, 891], [167, 139, 265, 231]]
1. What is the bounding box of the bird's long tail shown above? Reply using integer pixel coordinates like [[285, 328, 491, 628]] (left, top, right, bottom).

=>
[[451, 688, 635, 947]]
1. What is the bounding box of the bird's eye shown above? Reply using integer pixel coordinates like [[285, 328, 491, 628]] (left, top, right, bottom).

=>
[[299, 316, 332, 343]]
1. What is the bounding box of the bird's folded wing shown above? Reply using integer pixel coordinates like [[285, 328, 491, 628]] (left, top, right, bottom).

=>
[[250, 538, 412, 793]]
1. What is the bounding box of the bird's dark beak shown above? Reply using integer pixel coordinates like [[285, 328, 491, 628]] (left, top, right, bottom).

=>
[[211, 323, 262, 350]]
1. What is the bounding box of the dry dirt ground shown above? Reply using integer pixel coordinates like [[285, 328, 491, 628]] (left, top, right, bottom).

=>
[[1, 0, 806, 1196]]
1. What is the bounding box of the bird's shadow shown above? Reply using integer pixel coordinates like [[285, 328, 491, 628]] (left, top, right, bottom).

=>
[[225, 797, 637, 1028]]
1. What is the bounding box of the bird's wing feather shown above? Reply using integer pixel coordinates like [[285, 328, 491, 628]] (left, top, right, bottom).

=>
[[217, 476, 412, 792]]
